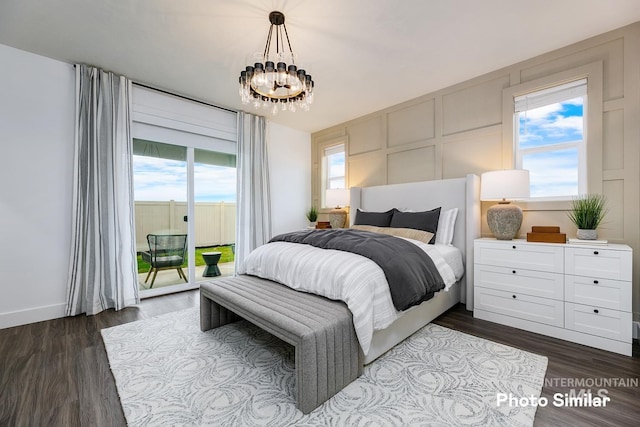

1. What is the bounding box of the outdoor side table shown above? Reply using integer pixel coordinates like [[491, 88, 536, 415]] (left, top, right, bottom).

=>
[[202, 251, 222, 277]]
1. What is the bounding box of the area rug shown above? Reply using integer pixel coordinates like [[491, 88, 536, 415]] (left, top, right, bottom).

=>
[[101, 308, 547, 426]]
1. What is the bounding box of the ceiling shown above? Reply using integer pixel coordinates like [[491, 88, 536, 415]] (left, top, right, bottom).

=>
[[1, 0, 640, 134]]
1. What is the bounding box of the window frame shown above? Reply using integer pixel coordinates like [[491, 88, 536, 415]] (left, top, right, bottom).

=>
[[501, 62, 603, 209], [315, 137, 348, 210], [513, 78, 587, 200], [324, 144, 346, 192]]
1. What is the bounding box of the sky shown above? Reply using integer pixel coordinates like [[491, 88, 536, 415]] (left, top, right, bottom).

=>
[[131, 98, 580, 202], [133, 156, 237, 202], [517, 97, 584, 198], [327, 150, 345, 189]]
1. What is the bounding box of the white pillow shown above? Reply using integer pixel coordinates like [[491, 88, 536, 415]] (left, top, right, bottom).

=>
[[436, 208, 458, 245]]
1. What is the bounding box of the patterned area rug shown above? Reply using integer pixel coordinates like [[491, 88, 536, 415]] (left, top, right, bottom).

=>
[[102, 308, 547, 426]]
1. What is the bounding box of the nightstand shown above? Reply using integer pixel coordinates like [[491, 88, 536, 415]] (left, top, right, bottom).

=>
[[473, 238, 633, 356]]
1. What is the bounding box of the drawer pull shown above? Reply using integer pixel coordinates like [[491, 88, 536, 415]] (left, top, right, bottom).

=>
[[512, 270, 516, 274], [512, 295, 517, 299], [593, 280, 599, 284], [594, 309, 599, 314], [512, 245, 516, 249], [594, 251, 599, 255]]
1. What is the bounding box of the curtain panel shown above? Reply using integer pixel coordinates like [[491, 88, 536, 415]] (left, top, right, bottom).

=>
[[235, 112, 271, 271], [66, 64, 139, 316]]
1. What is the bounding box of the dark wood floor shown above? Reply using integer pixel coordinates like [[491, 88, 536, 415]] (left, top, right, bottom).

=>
[[1, 291, 638, 426], [436, 306, 640, 427]]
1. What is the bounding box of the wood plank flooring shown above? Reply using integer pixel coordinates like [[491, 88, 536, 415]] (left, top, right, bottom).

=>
[[1, 291, 638, 426], [436, 306, 640, 427]]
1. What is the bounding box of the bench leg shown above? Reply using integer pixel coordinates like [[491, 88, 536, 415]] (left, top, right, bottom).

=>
[[200, 291, 241, 332], [200, 293, 213, 331], [297, 337, 321, 414]]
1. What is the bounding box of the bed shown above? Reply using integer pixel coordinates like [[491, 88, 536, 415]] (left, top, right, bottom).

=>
[[240, 175, 480, 364], [350, 174, 480, 362]]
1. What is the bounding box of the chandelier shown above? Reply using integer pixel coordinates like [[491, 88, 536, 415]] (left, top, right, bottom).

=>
[[238, 11, 314, 114]]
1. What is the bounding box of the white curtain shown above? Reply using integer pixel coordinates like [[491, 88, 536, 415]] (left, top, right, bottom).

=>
[[66, 64, 139, 316], [235, 112, 271, 271]]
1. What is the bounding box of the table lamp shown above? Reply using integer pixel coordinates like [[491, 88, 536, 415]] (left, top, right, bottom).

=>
[[326, 189, 350, 229], [480, 170, 530, 240]]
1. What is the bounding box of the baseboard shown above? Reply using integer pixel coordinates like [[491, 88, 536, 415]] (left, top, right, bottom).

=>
[[634, 321, 640, 339], [0, 303, 67, 329]]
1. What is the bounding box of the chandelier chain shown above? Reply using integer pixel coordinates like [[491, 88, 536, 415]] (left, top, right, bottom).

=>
[[282, 24, 294, 62]]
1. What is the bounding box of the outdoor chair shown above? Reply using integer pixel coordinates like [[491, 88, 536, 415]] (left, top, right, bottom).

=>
[[141, 234, 188, 288]]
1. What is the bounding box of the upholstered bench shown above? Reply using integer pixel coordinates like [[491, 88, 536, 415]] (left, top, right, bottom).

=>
[[200, 275, 364, 414]]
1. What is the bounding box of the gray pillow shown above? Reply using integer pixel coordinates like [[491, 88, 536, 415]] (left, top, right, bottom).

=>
[[354, 208, 397, 227], [390, 207, 441, 244]]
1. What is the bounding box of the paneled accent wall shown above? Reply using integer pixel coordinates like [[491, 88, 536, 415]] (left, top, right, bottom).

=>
[[311, 22, 640, 322]]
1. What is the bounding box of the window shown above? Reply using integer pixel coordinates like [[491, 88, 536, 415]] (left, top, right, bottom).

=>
[[514, 79, 587, 199], [325, 144, 345, 189], [321, 143, 346, 207]]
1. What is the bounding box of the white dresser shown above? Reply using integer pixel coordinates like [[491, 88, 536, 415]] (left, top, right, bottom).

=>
[[474, 238, 633, 356]]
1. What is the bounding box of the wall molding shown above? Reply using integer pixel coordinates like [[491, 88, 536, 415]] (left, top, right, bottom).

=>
[[0, 303, 67, 330]]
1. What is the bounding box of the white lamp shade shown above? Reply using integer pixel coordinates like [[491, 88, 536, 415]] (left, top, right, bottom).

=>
[[480, 170, 530, 201], [326, 188, 350, 207]]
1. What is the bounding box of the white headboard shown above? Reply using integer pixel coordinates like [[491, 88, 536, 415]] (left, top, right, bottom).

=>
[[349, 174, 481, 310]]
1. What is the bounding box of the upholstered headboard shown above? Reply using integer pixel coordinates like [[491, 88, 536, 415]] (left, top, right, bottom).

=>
[[349, 174, 481, 310]]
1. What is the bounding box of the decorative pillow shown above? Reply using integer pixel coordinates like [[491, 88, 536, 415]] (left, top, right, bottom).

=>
[[353, 208, 397, 227], [390, 207, 441, 244], [435, 208, 458, 246], [351, 225, 435, 244], [351, 224, 381, 232]]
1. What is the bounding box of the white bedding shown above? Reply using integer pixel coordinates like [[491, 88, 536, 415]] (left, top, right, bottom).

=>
[[237, 236, 459, 355], [434, 244, 464, 280]]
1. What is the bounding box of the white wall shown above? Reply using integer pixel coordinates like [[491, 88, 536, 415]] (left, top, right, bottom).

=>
[[268, 122, 311, 236], [312, 22, 640, 324], [0, 44, 312, 328], [0, 43, 75, 328]]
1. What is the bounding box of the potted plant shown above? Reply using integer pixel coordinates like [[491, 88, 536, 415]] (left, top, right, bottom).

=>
[[306, 206, 318, 228], [567, 194, 607, 240]]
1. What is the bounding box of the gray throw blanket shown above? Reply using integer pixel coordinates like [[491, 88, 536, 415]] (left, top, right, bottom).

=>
[[269, 229, 445, 311]]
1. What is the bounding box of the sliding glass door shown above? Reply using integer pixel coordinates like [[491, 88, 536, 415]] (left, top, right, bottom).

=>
[[132, 139, 236, 298], [192, 148, 237, 284]]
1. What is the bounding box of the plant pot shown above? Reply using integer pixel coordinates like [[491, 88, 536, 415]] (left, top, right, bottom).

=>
[[576, 229, 597, 240]]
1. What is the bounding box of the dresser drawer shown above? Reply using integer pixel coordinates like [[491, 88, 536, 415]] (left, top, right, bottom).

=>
[[565, 302, 632, 342], [475, 264, 563, 300], [474, 287, 564, 327], [475, 241, 563, 273], [565, 247, 632, 281], [565, 276, 631, 312]]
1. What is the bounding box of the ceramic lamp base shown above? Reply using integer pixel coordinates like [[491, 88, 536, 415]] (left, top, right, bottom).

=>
[[328, 208, 347, 229], [487, 202, 523, 240]]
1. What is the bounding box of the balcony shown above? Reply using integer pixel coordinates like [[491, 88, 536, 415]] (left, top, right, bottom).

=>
[[135, 201, 236, 291]]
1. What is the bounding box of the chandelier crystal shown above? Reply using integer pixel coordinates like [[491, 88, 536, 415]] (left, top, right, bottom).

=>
[[238, 11, 314, 115]]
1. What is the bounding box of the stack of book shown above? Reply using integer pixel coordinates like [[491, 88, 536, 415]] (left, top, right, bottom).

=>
[[526, 226, 567, 243]]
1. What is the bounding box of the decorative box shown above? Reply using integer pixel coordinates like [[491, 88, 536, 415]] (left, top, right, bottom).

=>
[[526, 226, 566, 243]]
